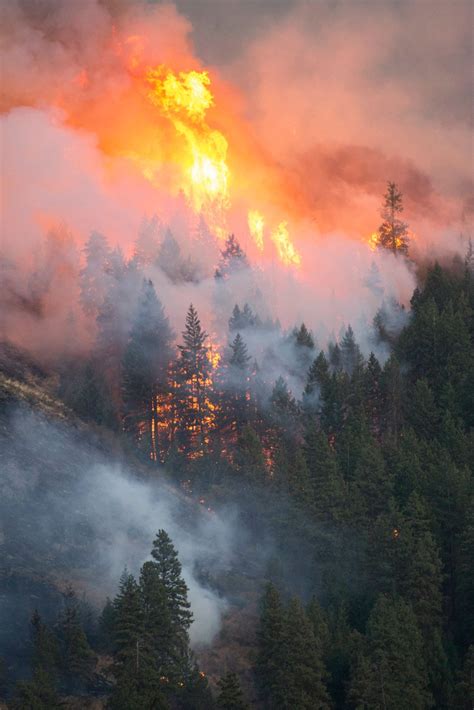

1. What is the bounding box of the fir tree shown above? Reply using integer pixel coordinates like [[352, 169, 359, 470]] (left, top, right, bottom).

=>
[[377, 181, 409, 255], [56, 588, 96, 692], [217, 672, 248, 709], [175, 304, 213, 453], [303, 427, 345, 522], [122, 279, 173, 460], [30, 610, 59, 679], [149, 530, 193, 675], [216, 235, 248, 278], [11, 666, 63, 710], [113, 570, 144, 673], [255, 582, 288, 708], [284, 597, 331, 709], [79, 230, 110, 317], [157, 229, 182, 282], [340, 326, 364, 376], [350, 595, 432, 709], [133, 215, 162, 267]]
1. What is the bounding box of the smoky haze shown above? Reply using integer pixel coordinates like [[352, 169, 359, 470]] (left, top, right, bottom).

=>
[[0, 405, 241, 647]]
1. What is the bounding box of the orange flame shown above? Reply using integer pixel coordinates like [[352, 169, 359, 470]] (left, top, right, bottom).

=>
[[146, 67, 230, 234], [368, 232, 379, 251], [271, 221, 301, 267], [248, 209, 265, 251]]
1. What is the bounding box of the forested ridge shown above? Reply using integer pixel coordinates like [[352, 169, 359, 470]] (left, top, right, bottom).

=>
[[0, 212, 473, 708]]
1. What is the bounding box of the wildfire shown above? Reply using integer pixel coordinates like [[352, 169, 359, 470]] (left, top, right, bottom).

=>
[[147, 67, 230, 232], [368, 232, 379, 251], [271, 221, 301, 267], [248, 210, 265, 251]]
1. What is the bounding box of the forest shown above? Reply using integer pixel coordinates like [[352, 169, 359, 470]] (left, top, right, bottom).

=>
[[0, 184, 473, 709]]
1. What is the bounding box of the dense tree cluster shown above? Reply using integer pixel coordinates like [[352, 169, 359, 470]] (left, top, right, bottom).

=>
[[2, 190, 473, 707]]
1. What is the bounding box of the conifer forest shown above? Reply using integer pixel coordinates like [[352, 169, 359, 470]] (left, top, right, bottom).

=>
[[1, 1, 472, 708]]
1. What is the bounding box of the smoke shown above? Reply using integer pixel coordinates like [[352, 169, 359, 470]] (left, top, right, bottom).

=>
[[0, 406, 236, 646], [0, 1, 470, 363]]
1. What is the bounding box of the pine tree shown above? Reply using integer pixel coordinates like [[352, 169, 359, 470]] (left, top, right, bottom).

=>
[[234, 424, 267, 484], [175, 304, 213, 454], [255, 582, 288, 708], [134, 215, 162, 267], [11, 666, 63, 710], [79, 230, 110, 317], [350, 595, 432, 709], [30, 610, 59, 679], [215, 235, 248, 278], [270, 377, 299, 434], [56, 588, 96, 692], [222, 333, 252, 430], [406, 378, 439, 440], [377, 181, 409, 255], [306, 598, 330, 657], [148, 530, 193, 676], [229, 333, 251, 370], [381, 354, 403, 441], [98, 597, 116, 653], [340, 326, 363, 376], [284, 597, 331, 709], [363, 352, 383, 437], [122, 279, 173, 460], [217, 672, 248, 709], [303, 427, 345, 522], [157, 229, 182, 282], [113, 570, 144, 673]]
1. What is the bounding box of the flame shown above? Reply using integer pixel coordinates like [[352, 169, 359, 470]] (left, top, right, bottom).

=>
[[368, 232, 379, 251], [146, 67, 230, 233], [271, 221, 301, 267], [248, 209, 265, 251]]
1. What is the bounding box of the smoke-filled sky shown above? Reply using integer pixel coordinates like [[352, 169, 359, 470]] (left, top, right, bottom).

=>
[[0, 0, 472, 356]]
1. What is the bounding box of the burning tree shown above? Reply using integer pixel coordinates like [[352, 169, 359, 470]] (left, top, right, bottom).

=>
[[174, 304, 215, 456], [121, 279, 174, 461], [377, 181, 410, 255]]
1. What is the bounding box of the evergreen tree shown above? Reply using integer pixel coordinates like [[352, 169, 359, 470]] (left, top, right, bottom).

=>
[[79, 230, 110, 317], [284, 597, 331, 709], [11, 666, 63, 710], [340, 326, 363, 377], [134, 215, 162, 267], [233, 424, 267, 484], [122, 279, 173, 460], [363, 352, 383, 437], [255, 582, 288, 708], [381, 354, 403, 441], [216, 235, 248, 278], [303, 427, 345, 522], [30, 610, 59, 679], [113, 570, 144, 674], [406, 378, 439, 440], [350, 595, 432, 709], [217, 672, 248, 709], [98, 597, 116, 653], [157, 229, 182, 282], [148, 530, 193, 677], [56, 588, 96, 692], [377, 181, 409, 255], [222, 333, 252, 430], [175, 304, 213, 454]]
